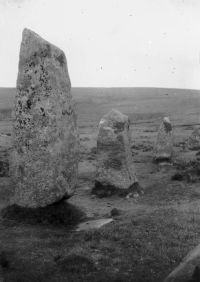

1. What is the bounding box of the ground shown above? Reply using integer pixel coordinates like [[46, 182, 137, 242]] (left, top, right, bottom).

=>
[[0, 87, 200, 281]]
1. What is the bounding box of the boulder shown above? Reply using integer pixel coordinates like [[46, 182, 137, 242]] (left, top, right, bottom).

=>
[[154, 117, 173, 161], [164, 243, 200, 282], [94, 109, 138, 194], [10, 28, 79, 208], [187, 128, 200, 150]]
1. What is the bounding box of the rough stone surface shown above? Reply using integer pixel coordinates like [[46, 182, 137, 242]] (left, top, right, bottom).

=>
[[95, 109, 138, 191], [164, 243, 200, 282], [187, 128, 200, 150], [10, 28, 79, 208], [154, 117, 173, 161]]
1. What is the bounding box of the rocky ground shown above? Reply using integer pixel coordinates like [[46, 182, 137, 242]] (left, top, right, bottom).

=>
[[0, 87, 200, 281]]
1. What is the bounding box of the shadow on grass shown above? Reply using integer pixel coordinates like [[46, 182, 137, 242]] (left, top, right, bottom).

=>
[[1, 200, 85, 228]]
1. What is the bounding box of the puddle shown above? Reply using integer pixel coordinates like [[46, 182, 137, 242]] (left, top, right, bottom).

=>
[[76, 218, 113, 231]]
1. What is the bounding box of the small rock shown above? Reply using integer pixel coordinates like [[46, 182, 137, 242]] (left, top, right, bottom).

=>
[[110, 208, 121, 217], [171, 173, 184, 181], [76, 218, 113, 231], [0, 251, 9, 268]]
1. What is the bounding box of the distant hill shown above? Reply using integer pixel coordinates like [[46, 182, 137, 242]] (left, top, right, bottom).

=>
[[0, 87, 199, 126], [0, 87, 200, 108]]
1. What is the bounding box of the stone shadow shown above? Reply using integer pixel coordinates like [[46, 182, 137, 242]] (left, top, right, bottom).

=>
[[1, 199, 85, 227]]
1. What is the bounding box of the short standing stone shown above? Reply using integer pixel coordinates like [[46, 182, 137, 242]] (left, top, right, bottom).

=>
[[154, 117, 173, 161], [10, 28, 79, 208], [95, 109, 138, 193], [187, 128, 200, 150]]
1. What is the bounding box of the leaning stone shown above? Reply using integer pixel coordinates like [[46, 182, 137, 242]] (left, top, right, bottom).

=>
[[164, 243, 200, 282], [187, 128, 200, 150], [10, 28, 79, 208], [94, 109, 138, 195], [154, 117, 173, 161]]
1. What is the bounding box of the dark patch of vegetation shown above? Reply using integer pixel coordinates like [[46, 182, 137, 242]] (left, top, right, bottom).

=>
[[171, 173, 184, 181], [131, 143, 153, 152], [92, 181, 143, 198], [1, 201, 85, 227], [0, 250, 9, 269], [188, 146, 200, 151], [110, 208, 121, 217], [0, 160, 9, 177], [143, 129, 155, 133], [153, 157, 172, 164], [190, 266, 200, 282], [172, 160, 200, 183], [140, 181, 200, 206]]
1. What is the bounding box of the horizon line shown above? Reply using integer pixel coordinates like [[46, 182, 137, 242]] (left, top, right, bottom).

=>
[[0, 86, 200, 91]]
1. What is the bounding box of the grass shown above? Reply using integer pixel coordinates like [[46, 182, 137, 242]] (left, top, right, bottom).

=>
[[1, 207, 200, 281]]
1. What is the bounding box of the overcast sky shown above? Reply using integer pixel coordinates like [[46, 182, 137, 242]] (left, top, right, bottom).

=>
[[0, 0, 200, 89]]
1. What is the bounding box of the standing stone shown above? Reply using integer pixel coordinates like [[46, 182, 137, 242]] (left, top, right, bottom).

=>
[[154, 117, 173, 161], [94, 109, 138, 194], [187, 128, 200, 150], [10, 28, 79, 208]]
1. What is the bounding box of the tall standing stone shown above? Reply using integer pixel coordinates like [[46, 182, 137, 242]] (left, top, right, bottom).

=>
[[95, 109, 138, 194], [154, 117, 173, 161], [10, 28, 79, 208]]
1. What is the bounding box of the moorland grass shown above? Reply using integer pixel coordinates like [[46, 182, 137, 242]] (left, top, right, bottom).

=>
[[1, 205, 200, 281]]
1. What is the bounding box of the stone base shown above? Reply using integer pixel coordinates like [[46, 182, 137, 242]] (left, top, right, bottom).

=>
[[153, 155, 172, 163], [92, 180, 143, 198]]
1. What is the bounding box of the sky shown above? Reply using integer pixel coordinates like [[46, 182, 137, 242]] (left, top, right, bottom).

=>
[[0, 0, 200, 89]]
